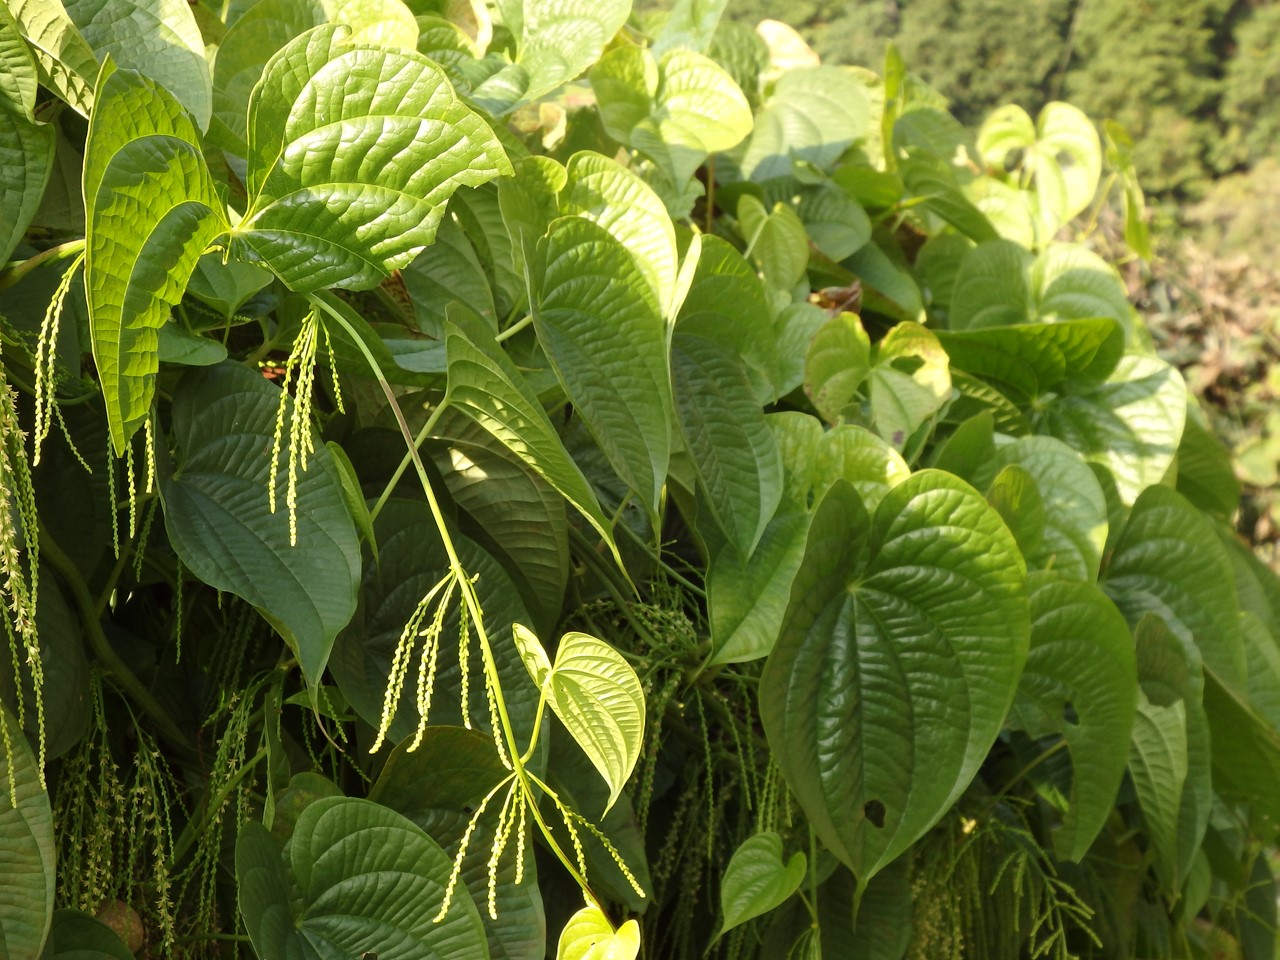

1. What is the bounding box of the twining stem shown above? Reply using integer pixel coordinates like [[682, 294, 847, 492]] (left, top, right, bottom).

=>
[[39, 523, 195, 757], [0, 238, 87, 291], [992, 737, 1071, 802], [369, 399, 448, 524], [307, 292, 603, 907]]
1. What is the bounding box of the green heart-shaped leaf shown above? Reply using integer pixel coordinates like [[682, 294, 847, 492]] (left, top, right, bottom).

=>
[[515, 626, 644, 813], [720, 832, 807, 934], [760, 471, 1028, 883], [232, 23, 510, 292], [236, 797, 487, 960]]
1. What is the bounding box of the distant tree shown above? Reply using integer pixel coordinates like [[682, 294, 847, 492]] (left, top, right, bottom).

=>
[[1214, 1, 1280, 172]]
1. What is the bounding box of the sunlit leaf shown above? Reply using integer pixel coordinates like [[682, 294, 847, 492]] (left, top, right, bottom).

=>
[[83, 61, 228, 454], [232, 23, 510, 292], [556, 906, 639, 960], [1041, 354, 1186, 505], [532, 216, 672, 531], [516, 625, 644, 813]]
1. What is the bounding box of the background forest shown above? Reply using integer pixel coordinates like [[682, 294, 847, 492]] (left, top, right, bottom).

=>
[[658, 0, 1280, 565]]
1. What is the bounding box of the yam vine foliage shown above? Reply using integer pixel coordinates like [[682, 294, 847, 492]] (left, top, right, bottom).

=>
[[0, 0, 1277, 957]]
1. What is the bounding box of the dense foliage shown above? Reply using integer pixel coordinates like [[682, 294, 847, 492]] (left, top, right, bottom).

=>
[[712, 0, 1280, 198], [0, 1, 1278, 959]]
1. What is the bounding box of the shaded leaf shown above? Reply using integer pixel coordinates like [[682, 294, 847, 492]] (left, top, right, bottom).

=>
[[236, 798, 487, 960], [162, 364, 361, 689], [708, 413, 909, 665], [441, 306, 619, 564], [1010, 575, 1138, 861], [0, 703, 55, 960], [672, 333, 782, 557], [1102, 484, 1246, 697], [720, 832, 807, 934]]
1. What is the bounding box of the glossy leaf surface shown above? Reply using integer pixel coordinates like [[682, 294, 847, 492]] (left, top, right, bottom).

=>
[[760, 472, 1028, 882], [236, 797, 487, 960]]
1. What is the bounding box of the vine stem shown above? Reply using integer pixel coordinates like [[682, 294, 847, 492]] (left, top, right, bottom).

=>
[[0, 239, 87, 291], [39, 523, 195, 757], [307, 292, 605, 910], [368, 398, 448, 524]]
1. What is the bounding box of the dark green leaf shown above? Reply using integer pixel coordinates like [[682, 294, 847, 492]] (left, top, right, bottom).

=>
[[720, 833, 807, 934], [0, 703, 55, 960], [1102, 484, 1246, 698], [760, 472, 1028, 883], [162, 363, 361, 689], [236, 798, 487, 960], [672, 334, 782, 557], [1010, 575, 1138, 861], [39, 909, 135, 959]]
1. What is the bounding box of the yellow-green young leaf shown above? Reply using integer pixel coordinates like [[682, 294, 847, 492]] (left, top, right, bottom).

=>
[[560, 152, 679, 317], [232, 23, 511, 292], [532, 217, 672, 532], [590, 45, 751, 186], [7, 0, 98, 116], [513, 622, 552, 690], [556, 906, 640, 960], [540, 631, 644, 813], [63, 0, 211, 128], [978, 102, 1101, 241], [759, 472, 1029, 884], [83, 60, 228, 454], [739, 195, 808, 293], [474, 0, 629, 114], [0, 704, 55, 960], [720, 832, 807, 934]]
